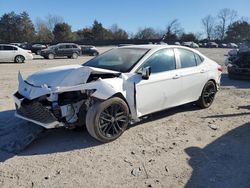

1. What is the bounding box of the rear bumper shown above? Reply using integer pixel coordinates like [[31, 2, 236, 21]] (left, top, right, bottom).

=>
[[13, 93, 63, 129], [25, 54, 33, 60]]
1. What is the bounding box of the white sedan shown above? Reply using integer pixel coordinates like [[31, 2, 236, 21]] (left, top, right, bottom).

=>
[[14, 45, 222, 142], [0, 44, 33, 63]]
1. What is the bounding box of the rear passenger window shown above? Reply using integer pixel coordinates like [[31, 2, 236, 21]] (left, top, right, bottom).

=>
[[194, 53, 204, 65], [2, 46, 15, 51], [177, 49, 197, 68], [59, 45, 66, 49], [66, 45, 72, 48]]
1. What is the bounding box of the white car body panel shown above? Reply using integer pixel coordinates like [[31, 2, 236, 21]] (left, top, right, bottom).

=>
[[14, 45, 221, 129]]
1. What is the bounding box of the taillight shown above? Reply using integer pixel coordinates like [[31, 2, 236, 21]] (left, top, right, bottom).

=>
[[218, 66, 223, 72]]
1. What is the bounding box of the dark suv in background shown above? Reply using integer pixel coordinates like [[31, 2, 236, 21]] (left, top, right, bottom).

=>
[[40, 43, 81, 59]]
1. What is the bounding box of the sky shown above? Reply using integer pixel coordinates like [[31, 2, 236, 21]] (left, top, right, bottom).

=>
[[0, 0, 249, 34]]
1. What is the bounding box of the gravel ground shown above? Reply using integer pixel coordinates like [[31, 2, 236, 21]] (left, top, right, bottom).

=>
[[0, 47, 249, 188]]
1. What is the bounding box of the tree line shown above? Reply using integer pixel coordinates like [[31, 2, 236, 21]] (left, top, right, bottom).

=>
[[0, 9, 249, 44]]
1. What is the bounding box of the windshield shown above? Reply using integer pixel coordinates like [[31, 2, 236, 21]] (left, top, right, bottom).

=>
[[83, 48, 149, 72]]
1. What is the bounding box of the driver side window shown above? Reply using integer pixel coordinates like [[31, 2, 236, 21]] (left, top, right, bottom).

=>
[[140, 49, 176, 74]]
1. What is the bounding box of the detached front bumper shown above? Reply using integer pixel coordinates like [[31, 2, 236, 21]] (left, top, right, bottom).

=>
[[13, 92, 63, 129]]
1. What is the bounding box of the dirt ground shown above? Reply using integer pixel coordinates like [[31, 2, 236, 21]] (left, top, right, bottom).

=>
[[0, 47, 250, 188]]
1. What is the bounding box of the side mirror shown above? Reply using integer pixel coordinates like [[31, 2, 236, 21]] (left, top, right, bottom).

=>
[[141, 66, 151, 80]]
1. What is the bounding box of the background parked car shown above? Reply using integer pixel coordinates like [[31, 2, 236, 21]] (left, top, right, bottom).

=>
[[219, 43, 227, 48], [227, 43, 238, 48], [31, 44, 47, 55], [226, 50, 250, 80], [0, 44, 33, 63], [207, 42, 218, 48], [40, 43, 81, 59], [80, 45, 99, 56], [182, 42, 199, 48]]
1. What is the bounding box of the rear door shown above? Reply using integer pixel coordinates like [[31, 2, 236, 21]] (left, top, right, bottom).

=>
[[175, 48, 208, 103], [65, 45, 73, 56]]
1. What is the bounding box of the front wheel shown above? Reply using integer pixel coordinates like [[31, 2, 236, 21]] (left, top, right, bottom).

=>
[[197, 81, 217, 108], [48, 53, 54, 59], [86, 97, 129, 142]]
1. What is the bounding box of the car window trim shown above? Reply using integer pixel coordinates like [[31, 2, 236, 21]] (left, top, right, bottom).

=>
[[175, 48, 198, 69]]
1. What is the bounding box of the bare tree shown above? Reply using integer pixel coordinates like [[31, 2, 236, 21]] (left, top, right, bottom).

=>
[[46, 14, 64, 31], [35, 17, 54, 42], [110, 24, 128, 39], [166, 19, 183, 36], [202, 15, 215, 40], [216, 8, 238, 40], [135, 27, 160, 39]]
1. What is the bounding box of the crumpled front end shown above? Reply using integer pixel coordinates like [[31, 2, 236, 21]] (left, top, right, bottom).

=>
[[14, 72, 92, 129], [13, 66, 138, 129], [227, 50, 250, 80]]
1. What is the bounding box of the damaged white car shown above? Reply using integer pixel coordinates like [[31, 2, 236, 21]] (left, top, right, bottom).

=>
[[14, 45, 222, 142]]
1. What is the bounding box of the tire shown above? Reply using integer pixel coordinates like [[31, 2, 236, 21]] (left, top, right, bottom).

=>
[[72, 53, 78, 59], [36, 50, 41, 55], [14, 55, 25, 63], [86, 97, 129, 142], [67, 56, 71, 58], [48, 53, 54, 59], [197, 81, 217, 108], [93, 52, 98, 56]]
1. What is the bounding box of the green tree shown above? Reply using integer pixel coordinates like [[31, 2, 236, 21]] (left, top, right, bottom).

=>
[[225, 21, 250, 42], [92, 20, 112, 40], [75, 27, 94, 40], [0, 11, 35, 43], [19, 11, 35, 42], [53, 22, 73, 42], [0, 12, 21, 42]]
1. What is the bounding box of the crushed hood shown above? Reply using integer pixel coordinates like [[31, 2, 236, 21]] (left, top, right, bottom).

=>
[[26, 65, 120, 87]]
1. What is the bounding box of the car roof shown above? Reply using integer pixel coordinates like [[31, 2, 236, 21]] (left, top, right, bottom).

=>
[[0, 44, 18, 47], [57, 43, 78, 45], [119, 44, 199, 51]]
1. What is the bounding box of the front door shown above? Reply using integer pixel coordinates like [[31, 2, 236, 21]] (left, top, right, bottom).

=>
[[135, 48, 183, 117]]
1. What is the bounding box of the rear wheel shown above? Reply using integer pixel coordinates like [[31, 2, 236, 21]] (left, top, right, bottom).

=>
[[86, 97, 129, 142], [197, 81, 216, 108], [15, 55, 25, 63]]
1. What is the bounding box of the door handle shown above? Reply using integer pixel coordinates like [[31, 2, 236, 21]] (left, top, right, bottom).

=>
[[173, 74, 181, 79], [200, 69, 206, 73]]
